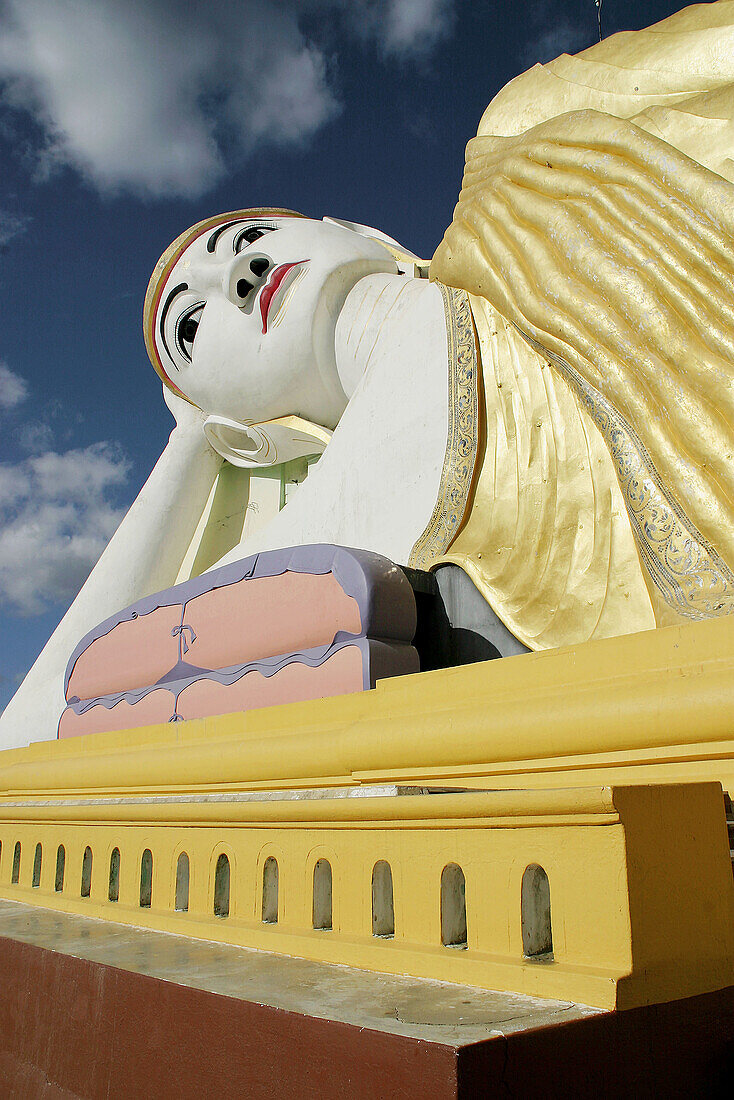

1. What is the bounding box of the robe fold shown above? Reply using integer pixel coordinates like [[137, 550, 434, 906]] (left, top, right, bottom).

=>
[[430, 1, 734, 648]]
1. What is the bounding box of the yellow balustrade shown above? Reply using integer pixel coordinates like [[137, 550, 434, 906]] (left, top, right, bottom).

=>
[[0, 782, 731, 1011]]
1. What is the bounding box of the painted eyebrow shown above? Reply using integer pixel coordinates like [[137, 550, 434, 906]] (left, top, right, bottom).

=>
[[206, 220, 243, 253], [159, 282, 188, 366]]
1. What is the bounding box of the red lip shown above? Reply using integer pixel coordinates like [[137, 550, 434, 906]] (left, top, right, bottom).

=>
[[259, 261, 306, 334]]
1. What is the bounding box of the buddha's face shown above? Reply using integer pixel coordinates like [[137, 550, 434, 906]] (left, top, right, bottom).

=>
[[150, 215, 397, 427]]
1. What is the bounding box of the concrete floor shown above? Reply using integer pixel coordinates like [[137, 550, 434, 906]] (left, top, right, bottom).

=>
[[0, 897, 600, 1045]]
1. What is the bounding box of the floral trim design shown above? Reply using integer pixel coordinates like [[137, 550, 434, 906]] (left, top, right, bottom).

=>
[[409, 284, 480, 570], [514, 324, 734, 620]]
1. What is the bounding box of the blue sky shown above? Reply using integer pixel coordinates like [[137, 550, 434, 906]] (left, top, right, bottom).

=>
[[0, 0, 694, 710]]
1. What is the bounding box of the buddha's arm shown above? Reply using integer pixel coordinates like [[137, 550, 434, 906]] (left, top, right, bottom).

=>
[[0, 393, 223, 749]]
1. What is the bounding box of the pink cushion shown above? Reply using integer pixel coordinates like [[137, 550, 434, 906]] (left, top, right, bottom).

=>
[[178, 645, 364, 720], [60, 545, 419, 740], [67, 606, 181, 702], [183, 571, 360, 672], [58, 690, 174, 739]]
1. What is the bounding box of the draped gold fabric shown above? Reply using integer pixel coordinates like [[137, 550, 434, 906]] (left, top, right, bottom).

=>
[[436, 295, 656, 650], [431, 1, 734, 648], [478, 1, 734, 184]]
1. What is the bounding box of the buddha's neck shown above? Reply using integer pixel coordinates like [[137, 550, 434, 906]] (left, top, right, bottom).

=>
[[334, 272, 443, 399]]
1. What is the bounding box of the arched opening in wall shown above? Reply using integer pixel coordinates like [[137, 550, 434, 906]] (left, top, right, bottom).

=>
[[81, 847, 93, 898], [371, 860, 395, 938], [213, 853, 230, 918], [312, 858, 332, 930], [175, 852, 190, 912], [108, 848, 120, 902], [55, 846, 65, 892], [441, 863, 467, 948], [521, 864, 553, 959], [11, 842, 20, 884], [32, 843, 42, 888], [139, 849, 153, 908], [261, 857, 278, 924]]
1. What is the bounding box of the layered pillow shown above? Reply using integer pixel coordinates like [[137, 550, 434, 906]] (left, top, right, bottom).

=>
[[59, 545, 419, 739]]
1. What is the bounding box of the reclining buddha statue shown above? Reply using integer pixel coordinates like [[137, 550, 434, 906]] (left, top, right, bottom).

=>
[[2, 0, 733, 749]]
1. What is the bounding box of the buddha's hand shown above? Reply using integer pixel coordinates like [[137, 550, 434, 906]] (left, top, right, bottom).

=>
[[163, 384, 206, 438]]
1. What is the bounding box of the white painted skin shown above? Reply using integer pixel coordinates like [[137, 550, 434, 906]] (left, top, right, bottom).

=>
[[213, 271, 448, 568], [0, 218, 449, 750], [155, 217, 399, 428]]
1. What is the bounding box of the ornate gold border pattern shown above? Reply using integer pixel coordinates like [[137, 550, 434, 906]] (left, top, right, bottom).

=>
[[409, 284, 480, 570], [514, 324, 734, 621]]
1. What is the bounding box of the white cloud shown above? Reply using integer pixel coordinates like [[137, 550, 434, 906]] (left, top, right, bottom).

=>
[[0, 208, 28, 249], [0, 0, 455, 198], [313, 0, 454, 58], [0, 362, 28, 409], [235, 41, 336, 149], [29, 445, 129, 501], [375, 0, 455, 57], [0, 441, 130, 614], [0, 0, 338, 197], [16, 420, 54, 453]]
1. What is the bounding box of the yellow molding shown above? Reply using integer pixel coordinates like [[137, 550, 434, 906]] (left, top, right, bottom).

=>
[[1, 617, 733, 797], [0, 787, 620, 825]]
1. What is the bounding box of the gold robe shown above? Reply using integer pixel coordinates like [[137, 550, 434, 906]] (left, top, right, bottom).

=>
[[427, 1, 734, 650]]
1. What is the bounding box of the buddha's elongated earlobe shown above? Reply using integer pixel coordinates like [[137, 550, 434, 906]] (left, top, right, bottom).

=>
[[203, 414, 331, 469]]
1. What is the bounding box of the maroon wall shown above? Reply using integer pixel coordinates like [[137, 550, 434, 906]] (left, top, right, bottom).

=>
[[0, 933, 731, 1098]]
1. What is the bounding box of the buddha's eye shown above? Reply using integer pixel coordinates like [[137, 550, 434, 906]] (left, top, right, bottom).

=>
[[175, 303, 204, 362], [234, 224, 276, 253]]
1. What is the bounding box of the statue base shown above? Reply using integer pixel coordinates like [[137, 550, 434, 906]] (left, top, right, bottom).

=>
[[0, 899, 731, 1098], [0, 618, 733, 1013]]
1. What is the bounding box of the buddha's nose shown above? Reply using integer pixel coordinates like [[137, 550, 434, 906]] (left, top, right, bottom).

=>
[[223, 253, 272, 307]]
